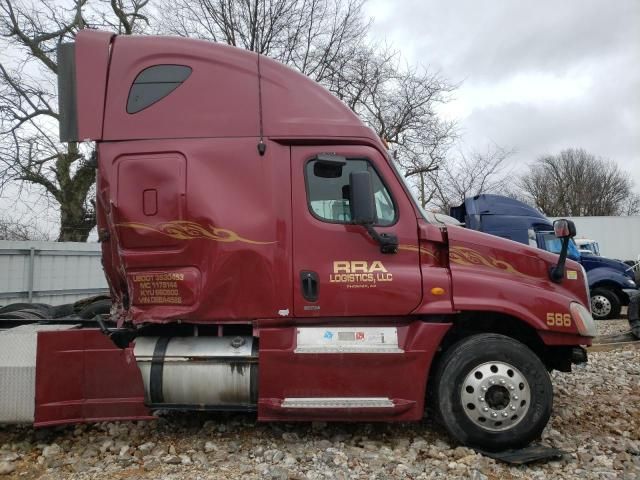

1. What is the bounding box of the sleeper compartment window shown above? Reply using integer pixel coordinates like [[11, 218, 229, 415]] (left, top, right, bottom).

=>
[[126, 65, 192, 114]]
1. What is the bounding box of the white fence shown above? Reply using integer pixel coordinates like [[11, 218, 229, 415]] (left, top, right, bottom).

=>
[[0, 241, 108, 307]]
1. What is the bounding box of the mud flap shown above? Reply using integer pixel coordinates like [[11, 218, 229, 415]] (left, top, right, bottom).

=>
[[476, 444, 565, 465]]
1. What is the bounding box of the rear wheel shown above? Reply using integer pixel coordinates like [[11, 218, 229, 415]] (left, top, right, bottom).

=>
[[433, 333, 552, 452], [590, 288, 621, 320]]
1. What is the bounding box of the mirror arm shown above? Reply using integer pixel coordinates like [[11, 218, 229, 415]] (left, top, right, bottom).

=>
[[363, 224, 398, 254], [549, 237, 570, 283]]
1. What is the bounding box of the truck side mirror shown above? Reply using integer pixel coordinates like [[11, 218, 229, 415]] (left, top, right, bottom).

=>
[[349, 171, 377, 225], [349, 171, 398, 254], [549, 219, 577, 283], [553, 219, 576, 239]]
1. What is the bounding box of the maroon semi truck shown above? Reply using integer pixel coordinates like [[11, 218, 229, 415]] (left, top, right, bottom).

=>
[[0, 30, 596, 452]]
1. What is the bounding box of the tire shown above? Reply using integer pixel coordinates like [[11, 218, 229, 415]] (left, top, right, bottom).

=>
[[0, 308, 49, 320], [590, 288, 621, 320], [50, 303, 76, 319], [0, 303, 50, 315], [432, 333, 552, 452], [77, 298, 112, 319]]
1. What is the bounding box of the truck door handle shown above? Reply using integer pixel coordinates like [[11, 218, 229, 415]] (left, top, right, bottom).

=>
[[300, 270, 319, 302]]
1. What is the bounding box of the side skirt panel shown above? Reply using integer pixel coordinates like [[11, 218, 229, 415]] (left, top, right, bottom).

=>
[[258, 321, 451, 422], [35, 329, 153, 427]]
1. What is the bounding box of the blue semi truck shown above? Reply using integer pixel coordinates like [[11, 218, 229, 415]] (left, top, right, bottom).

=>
[[450, 194, 638, 320]]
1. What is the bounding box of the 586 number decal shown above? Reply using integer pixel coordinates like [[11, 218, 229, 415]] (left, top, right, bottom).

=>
[[546, 312, 572, 327]]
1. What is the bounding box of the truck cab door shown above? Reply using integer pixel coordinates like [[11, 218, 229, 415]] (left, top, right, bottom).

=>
[[291, 145, 422, 317]]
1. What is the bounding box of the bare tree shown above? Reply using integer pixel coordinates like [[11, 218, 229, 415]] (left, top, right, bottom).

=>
[[157, 0, 456, 186], [162, 0, 369, 80], [621, 194, 640, 216], [0, 0, 151, 241], [424, 144, 513, 213], [345, 47, 457, 188], [0, 214, 51, 240], [520, 148, 640, 216]]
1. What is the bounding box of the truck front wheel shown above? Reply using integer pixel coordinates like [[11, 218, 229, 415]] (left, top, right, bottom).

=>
[[433, 333, 552, 452], [590, 288, 621, 320]]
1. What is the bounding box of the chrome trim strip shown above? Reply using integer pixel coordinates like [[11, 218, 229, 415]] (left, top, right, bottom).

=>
[[281, 397, 394, 409]]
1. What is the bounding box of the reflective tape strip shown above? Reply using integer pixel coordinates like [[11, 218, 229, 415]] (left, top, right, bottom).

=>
[[281, 397, 394, 409], [295, 327, 402, 354]]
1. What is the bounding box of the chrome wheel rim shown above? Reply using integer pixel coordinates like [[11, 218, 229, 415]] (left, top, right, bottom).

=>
[[460, 361, 531, 432], [591, 295, 612, 318]]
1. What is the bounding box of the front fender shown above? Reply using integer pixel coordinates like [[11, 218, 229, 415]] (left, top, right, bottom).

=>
[[451, 266, 580, 335], [587, 267, 634, 291], [445, 225, 591, 344]]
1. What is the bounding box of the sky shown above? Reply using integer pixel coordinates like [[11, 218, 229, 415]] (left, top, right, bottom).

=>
[[364, 0, 640, 186]]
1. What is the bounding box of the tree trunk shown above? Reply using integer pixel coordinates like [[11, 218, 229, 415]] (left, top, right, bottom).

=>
[[56, 150, 96, 242], [54, 143, 97, 242], [58, 201, 95, 242]]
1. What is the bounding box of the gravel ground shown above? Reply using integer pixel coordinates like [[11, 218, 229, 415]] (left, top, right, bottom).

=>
[[1, 320, 638, 480]]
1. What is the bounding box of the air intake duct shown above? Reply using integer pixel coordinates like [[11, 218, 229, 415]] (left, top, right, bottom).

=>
[[57, 42, 78, 143]]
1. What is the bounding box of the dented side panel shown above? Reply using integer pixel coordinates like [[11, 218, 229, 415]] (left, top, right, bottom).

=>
[[97, 138, 293, 324]]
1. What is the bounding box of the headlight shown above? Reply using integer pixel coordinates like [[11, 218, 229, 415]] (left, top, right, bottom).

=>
[[627, 279, 637, 287], [570, 302, 597, 337], [579, 265, 591, 312]]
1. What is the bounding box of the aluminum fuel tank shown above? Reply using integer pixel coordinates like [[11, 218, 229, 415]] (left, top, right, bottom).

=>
[[133, 336, 257, 409]]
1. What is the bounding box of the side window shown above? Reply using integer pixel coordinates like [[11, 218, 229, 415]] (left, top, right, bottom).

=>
[[127, 65, 192, 114], [306, 158, 396, 226]]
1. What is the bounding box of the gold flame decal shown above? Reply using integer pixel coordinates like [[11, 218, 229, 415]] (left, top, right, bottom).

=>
[[397, 244, 439, 260], [449, 246, 527, 277], [117, 221, 276, 245]]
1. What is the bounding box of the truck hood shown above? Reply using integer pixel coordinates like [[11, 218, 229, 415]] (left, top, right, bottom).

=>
[[445, 225, 590, 310], [581, 254, 635, 280]]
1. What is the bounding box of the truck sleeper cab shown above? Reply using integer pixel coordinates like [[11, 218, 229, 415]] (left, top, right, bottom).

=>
[[0, 30, 596, 452]]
